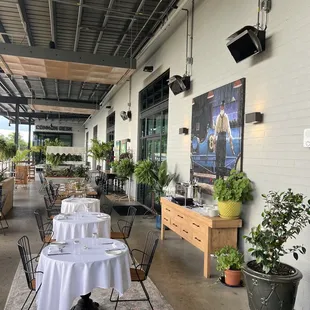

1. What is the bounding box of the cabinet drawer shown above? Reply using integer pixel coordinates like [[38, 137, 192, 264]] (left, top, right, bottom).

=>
[[174, 212, 186, 225], [170, 219, 180, 234], [163, 206, 174, 216], [192, 231, 206, 252], [190, 218, 206, 234], [180, 226, 192, 242], [162, 215, 171, 226]]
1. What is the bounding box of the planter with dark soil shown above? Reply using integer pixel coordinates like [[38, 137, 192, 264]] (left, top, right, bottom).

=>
[[243, 261, 302, 310]]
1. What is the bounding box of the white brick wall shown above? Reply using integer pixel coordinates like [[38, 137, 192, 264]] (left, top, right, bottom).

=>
[[86, 0, 310, 307]]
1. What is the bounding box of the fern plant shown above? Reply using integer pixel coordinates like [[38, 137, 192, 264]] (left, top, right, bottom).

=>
[[88, 139, 113, 167], [116, 158, 135, 179]]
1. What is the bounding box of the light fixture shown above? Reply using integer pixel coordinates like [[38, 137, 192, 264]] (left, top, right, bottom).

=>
[[233, 80, 242, 88], [245, 112, 263, 124], [8, 120, 11, 127], [179, 127, 189, 135], [207, 91, 214, 99], [143, 66, 153, 72]]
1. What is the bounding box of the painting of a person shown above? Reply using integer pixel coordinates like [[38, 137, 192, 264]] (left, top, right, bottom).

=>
[[215, 100, 232, 179]]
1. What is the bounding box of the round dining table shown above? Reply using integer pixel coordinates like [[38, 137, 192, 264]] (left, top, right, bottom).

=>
[[36, 238, 131, 310], [53, 212, 111, 241], [61, 197, 100, 214]]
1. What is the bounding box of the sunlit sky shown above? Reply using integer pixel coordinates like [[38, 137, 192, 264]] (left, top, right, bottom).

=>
[[0, 116, 34, 142]]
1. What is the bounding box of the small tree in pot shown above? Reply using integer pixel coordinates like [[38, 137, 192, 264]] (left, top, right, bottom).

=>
[[215, 246, 244, 286], [243, 189, 310, 310], [213, 169, 253, 219]]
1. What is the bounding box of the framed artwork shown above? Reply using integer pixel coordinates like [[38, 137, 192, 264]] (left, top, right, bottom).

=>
[[120, 139, 128, 155], [114, 140, 121, 161], [191, 78, 245, 194]]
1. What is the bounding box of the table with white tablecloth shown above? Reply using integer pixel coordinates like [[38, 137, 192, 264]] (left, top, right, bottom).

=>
[[61, 197, 100, 213], [53, 212, 111, 240], [36, 238, 131, 310]]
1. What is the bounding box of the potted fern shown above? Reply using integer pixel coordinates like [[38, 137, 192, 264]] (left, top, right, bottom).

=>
[[215, 246, 243, 286], [213, 169, 253, 219], [243, 189, 310, 310], [134, 160, 175, 227], [88, 139, 113, 170]]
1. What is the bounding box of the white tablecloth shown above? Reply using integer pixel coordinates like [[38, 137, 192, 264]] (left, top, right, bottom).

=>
[[61, 198, 100, 213], [36, 238, 131, 310], [53, 213, 111, 240]]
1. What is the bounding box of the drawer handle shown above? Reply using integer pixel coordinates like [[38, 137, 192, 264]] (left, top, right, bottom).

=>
[[164, 217, 168, 221], [194, 237, 201, 242], [193, 223, 200, 228], [173, 223, 178, 227], [166, 208, 171, 212], [183, 229, 188, 234], [177, 215, 184, 219]]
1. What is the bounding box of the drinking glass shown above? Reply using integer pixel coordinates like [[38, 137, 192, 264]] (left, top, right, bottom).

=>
[[92, 233, 98, 247], [73, 240, 80, 255]]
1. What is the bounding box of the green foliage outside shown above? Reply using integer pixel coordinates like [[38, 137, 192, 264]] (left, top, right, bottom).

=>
[[244, 189, 310, 274], [12, 149, 31, 164], [213, 169, 253, 202], [215, 246, 244, 272], [88, 139, 113, 167]]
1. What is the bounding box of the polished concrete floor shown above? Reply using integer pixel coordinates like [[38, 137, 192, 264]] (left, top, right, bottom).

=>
[[0, 180, 248, 310]]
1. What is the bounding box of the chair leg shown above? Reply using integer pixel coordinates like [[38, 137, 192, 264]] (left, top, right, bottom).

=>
[[109, 288, 115, 302], [27, 288, 40, 310], [0, 216, 9, 236], [114, 293, 119, 310], [140, 280, 154, 310], [21, 290, 32, 310]]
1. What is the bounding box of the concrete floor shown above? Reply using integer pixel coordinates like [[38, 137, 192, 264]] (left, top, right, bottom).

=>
[[0, 180, 249, 310]]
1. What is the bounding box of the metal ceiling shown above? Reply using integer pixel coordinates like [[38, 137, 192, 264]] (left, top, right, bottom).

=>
[[0, 0, 178, 122]]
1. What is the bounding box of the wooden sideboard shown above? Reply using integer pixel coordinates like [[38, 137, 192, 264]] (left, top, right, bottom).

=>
[[160, 198, 242, 278]]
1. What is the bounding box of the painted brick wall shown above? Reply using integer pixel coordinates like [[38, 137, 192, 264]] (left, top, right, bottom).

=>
[[86, 0, 310, 307]]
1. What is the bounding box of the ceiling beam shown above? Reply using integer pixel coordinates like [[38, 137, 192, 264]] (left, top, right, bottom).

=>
[[0, 43, 136, 70], [48, 0, 57, 44], [28, 98, 97, 110], [17, 0, 34, 46], [0, 111, 89, 119]]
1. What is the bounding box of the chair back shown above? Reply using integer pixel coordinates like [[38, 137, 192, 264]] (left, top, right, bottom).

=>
[[140, 231, 159, 278], [0, 193, 7, 213], [34, 210, 45, 242], [121, 206, 137, 237], [17, 235, 36, 291], [38, 171, 44, 184]]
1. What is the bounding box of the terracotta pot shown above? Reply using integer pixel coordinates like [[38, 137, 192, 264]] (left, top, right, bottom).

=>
[[218, 200, 241, 219], [225, 269, 241, 286]]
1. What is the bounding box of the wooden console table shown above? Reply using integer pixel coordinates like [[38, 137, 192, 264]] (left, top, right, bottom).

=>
[[160, 198, 242, 278]]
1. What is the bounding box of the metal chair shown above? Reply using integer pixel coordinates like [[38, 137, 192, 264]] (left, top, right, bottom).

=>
[[17, 235, 43, 310], [110, 206, 137, 250], [34, 209, 55, 254], [0, 193, 9, 235], [43, 196, 61, 220], [110, 231, 160, 309]]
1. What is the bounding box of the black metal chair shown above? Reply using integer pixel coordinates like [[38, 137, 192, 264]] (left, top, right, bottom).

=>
[[17, 235, 43, 310], [110, 206, 137, 250], [0, 193, 9, 235], [34, 209, 55, 254], [110, 231, 160, 309], [43, 196, 61, 220]]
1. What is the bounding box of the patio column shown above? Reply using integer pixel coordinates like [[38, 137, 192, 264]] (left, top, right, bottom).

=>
[[28, 117, 31, 150], [15, 103, 19, 149]]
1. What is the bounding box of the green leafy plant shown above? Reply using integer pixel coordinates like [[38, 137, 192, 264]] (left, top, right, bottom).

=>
[[215, 246, 244, 272], [244, 189, 310, 274], [110, 160, 119, 170], [46, 153, 64, 167], [0, 168, 7, 183], [135, 160, 176, 213], [88, 139, 113, 167], [213, 169, 253, 202], [73, 165, 89, 178], [116, 158, 135, 179], [12, 149, 31, 164]]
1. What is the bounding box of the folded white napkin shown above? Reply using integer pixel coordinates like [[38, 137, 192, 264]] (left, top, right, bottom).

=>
[[48, 246, 62, 254]]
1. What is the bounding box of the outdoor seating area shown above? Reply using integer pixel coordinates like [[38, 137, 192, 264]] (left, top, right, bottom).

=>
[[0, 0, 310, 310]]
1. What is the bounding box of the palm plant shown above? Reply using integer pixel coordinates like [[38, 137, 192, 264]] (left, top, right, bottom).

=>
[[88, 139, 113, 169], [135, 160, 175, 214]]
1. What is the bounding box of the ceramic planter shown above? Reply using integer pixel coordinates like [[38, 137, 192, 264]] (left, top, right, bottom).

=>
[[225, 269, 241, 286], [217, 200, 241, 219], [242, 261, 302, 310]]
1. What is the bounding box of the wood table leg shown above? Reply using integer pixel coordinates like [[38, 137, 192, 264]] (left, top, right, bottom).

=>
[[203, 227, 211, 278], [160, 216, 165, 240]]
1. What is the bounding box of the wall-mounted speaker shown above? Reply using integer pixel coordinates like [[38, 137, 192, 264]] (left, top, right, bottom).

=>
[[227, 26, 266, 63], [167, 75, 191, 95]]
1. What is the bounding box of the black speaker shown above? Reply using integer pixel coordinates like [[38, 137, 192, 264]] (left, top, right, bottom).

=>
[[227, 26, 266, 63], [168, 75, 190, 95]]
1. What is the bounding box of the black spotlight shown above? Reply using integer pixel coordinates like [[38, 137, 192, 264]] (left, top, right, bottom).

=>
[[143, 66, 153, 73]]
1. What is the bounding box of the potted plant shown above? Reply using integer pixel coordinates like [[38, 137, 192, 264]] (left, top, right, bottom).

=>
[[243, 189, 310, 310], [213, 169, 253, 219], [134, 160, 175, 228], [215, 246, 243, 286], [110, 160, 119, 173], [88, 139, 113, 170]]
